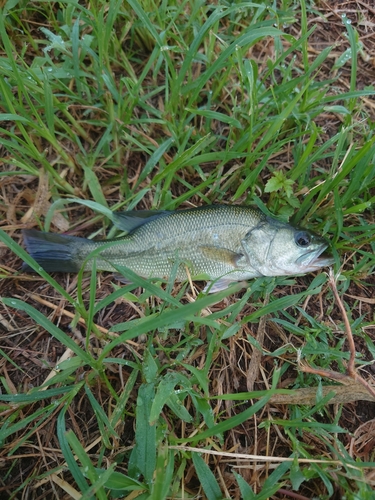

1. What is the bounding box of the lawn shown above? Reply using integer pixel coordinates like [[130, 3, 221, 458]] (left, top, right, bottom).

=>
[[0, 0, 375, 498]]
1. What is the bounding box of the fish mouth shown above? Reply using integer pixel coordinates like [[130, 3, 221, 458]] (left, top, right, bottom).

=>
[[297, 243, 335, 270]]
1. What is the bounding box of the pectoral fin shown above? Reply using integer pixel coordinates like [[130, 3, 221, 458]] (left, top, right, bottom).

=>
[[200, 246, 243, 267]]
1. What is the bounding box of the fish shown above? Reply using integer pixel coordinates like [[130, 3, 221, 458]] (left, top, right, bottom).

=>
[[22, 205, 334, 293]]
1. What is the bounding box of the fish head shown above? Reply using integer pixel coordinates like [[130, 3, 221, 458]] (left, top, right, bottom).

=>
[[241, 218, 334, 277]]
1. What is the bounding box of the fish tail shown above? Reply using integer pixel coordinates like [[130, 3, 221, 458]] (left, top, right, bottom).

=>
[[22, 229, 90, 272]]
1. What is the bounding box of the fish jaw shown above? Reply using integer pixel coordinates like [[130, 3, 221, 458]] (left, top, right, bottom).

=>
[[295, 243, 334, 272]]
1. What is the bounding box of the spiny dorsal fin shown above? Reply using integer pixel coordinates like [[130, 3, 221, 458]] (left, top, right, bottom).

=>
[[112, 210, 173, 233]]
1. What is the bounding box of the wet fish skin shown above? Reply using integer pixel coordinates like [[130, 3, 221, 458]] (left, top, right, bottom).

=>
[[22, 205, 334, 293]]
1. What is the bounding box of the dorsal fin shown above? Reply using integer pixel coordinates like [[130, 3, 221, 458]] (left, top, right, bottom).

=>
[[112, 210, 173, 233]]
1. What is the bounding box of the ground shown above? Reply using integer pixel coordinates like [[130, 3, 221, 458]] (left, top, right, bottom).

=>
[[0, 0, 375, 499]]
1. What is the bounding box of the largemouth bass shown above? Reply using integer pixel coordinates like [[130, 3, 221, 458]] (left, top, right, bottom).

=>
[[22, 205, 334, 293]]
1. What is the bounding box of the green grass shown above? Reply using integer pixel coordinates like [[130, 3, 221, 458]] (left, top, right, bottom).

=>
[[1, 0, 375, 498]]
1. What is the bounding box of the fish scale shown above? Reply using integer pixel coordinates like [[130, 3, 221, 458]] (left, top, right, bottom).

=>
[[79, 205, 263, 280], [22, 205, 334, 293]]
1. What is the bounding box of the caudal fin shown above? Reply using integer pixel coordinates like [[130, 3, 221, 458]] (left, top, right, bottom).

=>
[[22, 229, 84, 272]]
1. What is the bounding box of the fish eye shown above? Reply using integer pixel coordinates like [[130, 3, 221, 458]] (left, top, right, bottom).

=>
[[295, 231, 311, 247]]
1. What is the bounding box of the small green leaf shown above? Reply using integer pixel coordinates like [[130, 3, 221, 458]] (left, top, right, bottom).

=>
[[150, 372, 192, 424], [57, 411, 90, 494], [93, 469, 145, 492], [83, 164, 109, 207], [264, 171, 295, 198], [192, 453, 222, 500], [143, 348, 159, 383], [290, 457, 306, 490], [233, 472, 255, 499], [40, 27, 68, 53], [150, 446, 175, 499], [128, 383, 156, 485], [166, 393, 193, 423], [323, 105, 350, 115]]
